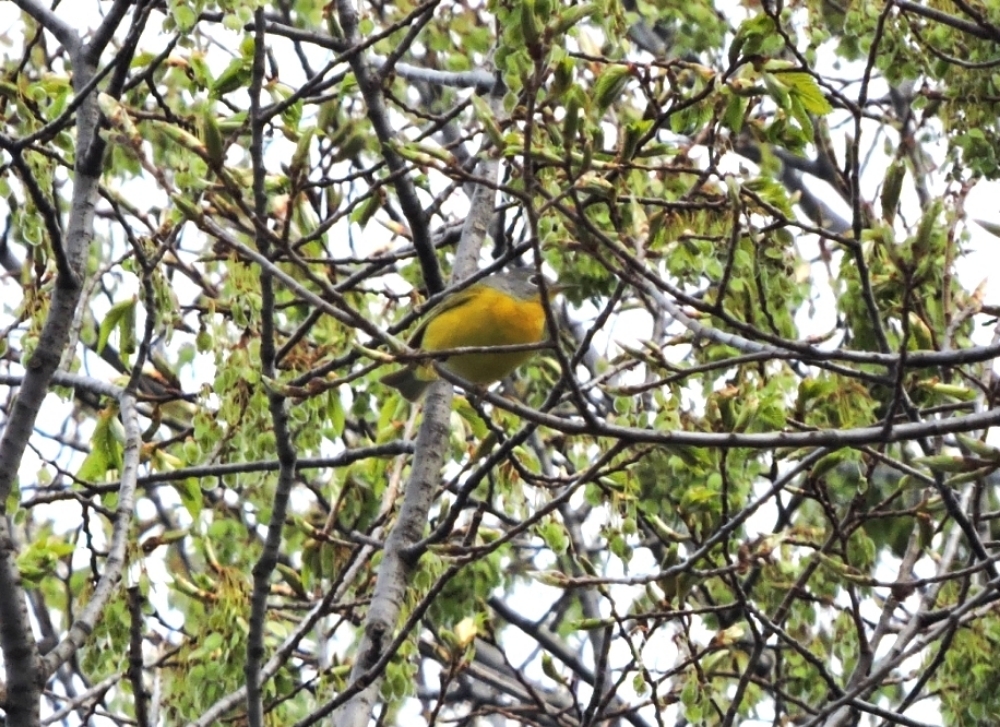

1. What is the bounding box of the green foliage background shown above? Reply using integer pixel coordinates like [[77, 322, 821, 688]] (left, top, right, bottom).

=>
[[2, 0, 1000, 725]]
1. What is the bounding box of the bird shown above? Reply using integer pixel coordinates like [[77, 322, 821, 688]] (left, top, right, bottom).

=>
[[380, 268, 562, 401]]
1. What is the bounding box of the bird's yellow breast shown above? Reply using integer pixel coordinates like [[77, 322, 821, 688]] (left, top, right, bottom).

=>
[[420, 285, 546, 384]]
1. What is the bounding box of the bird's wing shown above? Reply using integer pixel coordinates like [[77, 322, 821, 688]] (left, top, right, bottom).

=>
[[406, 285, 481, 348]]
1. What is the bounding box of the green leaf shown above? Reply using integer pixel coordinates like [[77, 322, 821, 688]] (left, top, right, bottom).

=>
[[454, 398, 489, 439], [776, 71, 834, 115], [729, 13, 779, 64], [201, 108, 226, 167], [17, 535, 76, 585], [211, 58, 250, 98], [171, 4, 197, 32], [722, 92, 748, 134], [76, 407, 125, 482], [762, 72, 791, 110], [880, 160, 906, 224], [593, 64, 633, 115], [174, 477, 203, 520], [549, 3, 598, 35], [97, 295, 137, 358], [350, 195, 381, 228]]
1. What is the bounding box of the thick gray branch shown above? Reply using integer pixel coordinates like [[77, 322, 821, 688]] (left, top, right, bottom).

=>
[[42, 390, 141, 674], [329, 63, 507, 727]]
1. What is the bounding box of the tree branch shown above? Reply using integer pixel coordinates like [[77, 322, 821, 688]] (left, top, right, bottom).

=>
[[245, 13, 299, 726], [895, 0, 999, 41], [329, 59, 507, 727], [42, 389, 141, 674], [335, 0, 441, 292]]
